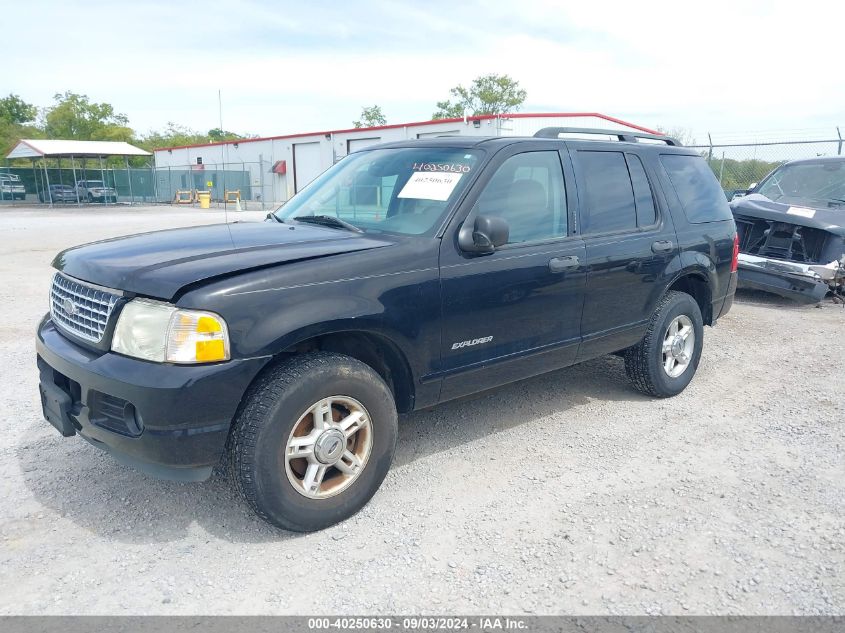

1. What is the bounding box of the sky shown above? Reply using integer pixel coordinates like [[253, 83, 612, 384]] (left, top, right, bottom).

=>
[[2, 0, 844, 144]]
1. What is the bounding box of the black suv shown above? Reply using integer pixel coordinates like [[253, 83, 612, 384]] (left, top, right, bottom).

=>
[[37, 128, 738, 531]]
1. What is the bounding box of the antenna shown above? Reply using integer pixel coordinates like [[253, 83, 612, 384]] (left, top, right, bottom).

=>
[[219, 89, 228, 225], [218, 90, 224, 132]]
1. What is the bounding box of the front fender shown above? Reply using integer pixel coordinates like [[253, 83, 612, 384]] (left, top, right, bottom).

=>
[[177, 257, 442, 389]]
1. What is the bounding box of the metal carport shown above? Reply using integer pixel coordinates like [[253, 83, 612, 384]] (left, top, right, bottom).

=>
[[5, 139, 151, 206]]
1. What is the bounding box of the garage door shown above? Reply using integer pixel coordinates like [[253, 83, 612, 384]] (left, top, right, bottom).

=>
[[347, 137, 381, 153], [293, 142, 323, 192]]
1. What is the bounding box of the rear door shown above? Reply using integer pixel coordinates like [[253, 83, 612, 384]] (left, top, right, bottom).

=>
[[567, 143, 678, 359], [438, 145, 586, 401]]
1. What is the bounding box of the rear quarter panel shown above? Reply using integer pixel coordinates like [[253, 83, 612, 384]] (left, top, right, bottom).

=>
[[651, 151, 737, 317]]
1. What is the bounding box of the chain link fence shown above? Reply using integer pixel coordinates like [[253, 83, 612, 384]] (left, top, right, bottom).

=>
[[4, 131, 844, 207], [0, 160, 269, 209], [689, 130, 843, 198]]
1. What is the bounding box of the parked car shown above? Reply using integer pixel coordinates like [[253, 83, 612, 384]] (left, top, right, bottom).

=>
[[39, 184, 78, 203], [37, 129, 737, 532], [75, 179, 117, 203], [0, 173, 26, 200], [729, 156, 845, 303]]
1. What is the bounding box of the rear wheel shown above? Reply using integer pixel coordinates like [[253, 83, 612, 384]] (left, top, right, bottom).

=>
[[624, 291, 704, 397], [228, 352, 397, 532]]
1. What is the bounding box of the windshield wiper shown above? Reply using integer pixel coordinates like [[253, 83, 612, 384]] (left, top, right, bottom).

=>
[[293, 215, 363, 233]]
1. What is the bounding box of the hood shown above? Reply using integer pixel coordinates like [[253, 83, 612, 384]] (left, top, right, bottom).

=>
[[53, 221, 393, 299], [730, 194, 845, 235]]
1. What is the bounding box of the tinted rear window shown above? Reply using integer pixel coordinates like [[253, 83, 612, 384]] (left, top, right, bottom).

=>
[[576, 151, 637, 233], [660, 154, 732, 223]]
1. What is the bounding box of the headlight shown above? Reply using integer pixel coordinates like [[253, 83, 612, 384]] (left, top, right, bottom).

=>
[[111, 299, 230, 363]]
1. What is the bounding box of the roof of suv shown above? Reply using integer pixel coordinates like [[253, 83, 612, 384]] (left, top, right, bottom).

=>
[[364, 132, 696, 155]]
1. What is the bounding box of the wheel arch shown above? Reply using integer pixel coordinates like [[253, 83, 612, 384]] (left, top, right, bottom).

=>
[[664, 269, 714, 325], [250, 327, 417, 414]]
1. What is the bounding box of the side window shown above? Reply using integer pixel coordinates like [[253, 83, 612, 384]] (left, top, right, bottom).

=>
[[626, 154, 657, 227], [660, 154, 733, 223], [472, 151, 567, 244], [576, 151, 637, 234]]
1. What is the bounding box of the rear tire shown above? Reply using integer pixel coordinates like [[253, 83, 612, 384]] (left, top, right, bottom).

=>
[[228, 352, 397, 532], [624, 291, 703, 398]]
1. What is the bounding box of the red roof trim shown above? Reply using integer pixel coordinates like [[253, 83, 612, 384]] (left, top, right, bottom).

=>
[[153, 112, 660, 152]]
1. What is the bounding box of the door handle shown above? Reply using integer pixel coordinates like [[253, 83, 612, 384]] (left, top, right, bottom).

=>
[[651, 240, 674, 254], [548, 255, 580, 273]]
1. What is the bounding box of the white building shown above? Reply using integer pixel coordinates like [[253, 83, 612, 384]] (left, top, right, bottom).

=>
[[152, 112, 657, 204]]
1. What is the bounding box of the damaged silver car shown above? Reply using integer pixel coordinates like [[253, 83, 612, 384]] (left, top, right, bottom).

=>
[[730, 156, 845, 303]]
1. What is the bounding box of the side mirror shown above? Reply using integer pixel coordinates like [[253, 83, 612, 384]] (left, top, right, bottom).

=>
[[748, 182, 758, 191], [459, 215, 509, 254]]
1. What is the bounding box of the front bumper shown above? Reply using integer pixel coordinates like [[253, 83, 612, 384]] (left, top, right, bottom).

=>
[[36, 316, 271, 481], [736, 253, 832, 304]]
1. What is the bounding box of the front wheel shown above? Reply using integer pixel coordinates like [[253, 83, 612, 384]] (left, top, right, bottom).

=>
[[624, 291, 704, 398], [228, 352, 398, 532]]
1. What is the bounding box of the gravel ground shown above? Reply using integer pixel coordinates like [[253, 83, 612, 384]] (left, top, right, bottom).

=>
[[1, 206, 843, 615]]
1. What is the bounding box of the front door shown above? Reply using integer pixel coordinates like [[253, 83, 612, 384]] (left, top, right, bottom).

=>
[[438, 148, 586, 402]]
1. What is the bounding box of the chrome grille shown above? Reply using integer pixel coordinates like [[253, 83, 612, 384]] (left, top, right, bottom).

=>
[[50, 273, 120, 343]]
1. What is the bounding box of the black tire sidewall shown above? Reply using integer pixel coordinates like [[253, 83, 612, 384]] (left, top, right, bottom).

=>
[[251, 358, 397, 531], [648, 294, 704, 396]]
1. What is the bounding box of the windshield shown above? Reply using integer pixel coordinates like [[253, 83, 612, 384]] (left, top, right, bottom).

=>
[[757, 161, 845, 206], [86, 181, 104, 187], [274, 147, 482, 235]]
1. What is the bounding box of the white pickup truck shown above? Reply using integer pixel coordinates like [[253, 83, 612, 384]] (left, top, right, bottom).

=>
[[0, 173, 26, 200]]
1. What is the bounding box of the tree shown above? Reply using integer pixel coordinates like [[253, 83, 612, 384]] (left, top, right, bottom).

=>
[[703, 157, 782, 191], [0, 94, 41, 154], [207, 127, 245, 142], [137, 123, 253, 152], [0, 94, 37, 125], [432, 74, 527, 119], [137, 123, 208, 150], [42, 91, 133, 142], [656, 126, 697, 147], [353, 105, 386, 128]]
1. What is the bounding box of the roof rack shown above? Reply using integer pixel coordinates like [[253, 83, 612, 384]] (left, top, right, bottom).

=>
[[533, 127, 681, 146]]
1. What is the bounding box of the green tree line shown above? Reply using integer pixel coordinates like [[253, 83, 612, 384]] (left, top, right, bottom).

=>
[[0, 92, 251, 165], [704, 157, 782, 191]]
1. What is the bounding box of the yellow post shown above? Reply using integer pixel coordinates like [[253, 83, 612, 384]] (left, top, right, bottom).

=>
[[197, 191, 211, 209]]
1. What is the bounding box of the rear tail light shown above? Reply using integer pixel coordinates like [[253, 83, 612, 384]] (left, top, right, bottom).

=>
[[730, 233, 740, 272]]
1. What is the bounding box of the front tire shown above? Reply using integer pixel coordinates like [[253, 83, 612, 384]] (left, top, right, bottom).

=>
[[228, 352, 398, 532], [624, 291, 704, 398]]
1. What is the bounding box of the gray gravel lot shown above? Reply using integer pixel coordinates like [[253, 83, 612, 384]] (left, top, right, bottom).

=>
[[1, 205, 843, 615]]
